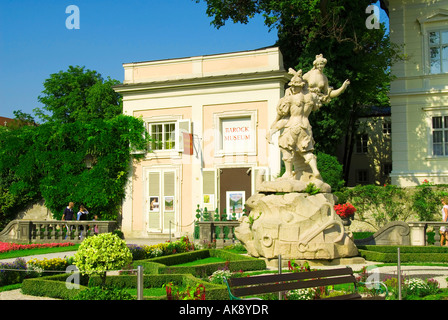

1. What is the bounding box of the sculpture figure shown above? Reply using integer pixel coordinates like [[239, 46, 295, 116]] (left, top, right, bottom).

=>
[[235, 54, 359, 263], [266, 54, 350, 183]]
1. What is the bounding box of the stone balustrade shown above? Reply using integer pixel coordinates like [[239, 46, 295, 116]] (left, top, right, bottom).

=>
[[0, 220, 117, 243], [197, 220, 240, 248], [408, 222, 448, 246]]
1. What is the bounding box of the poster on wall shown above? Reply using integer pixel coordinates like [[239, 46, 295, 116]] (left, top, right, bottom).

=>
[[203, 194, 215, 208], [164, 196, 174, 211], [149, 197, 159, 212], [226, 191, 245, 220]]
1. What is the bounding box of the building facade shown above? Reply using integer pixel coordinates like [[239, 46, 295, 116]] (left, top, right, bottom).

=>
[[388, 0, 448, 186], [114, 47, 290, 238]]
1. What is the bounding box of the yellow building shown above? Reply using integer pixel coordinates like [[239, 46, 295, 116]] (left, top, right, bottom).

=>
[[388, 0, 448, 186], [114, 47, 290, 239]]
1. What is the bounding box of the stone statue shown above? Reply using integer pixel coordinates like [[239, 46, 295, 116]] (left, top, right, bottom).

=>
[[235, 55, 359, 264], [266, 54, 350, 186]]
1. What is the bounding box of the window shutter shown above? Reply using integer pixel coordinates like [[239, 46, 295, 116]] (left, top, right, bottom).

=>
[[177, 119, 192, 153], [202, 169, 217, 210], [148, 172, 161, 231], [163, 171, 175, 231]]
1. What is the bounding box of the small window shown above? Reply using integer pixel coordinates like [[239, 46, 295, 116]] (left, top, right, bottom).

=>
[[355, 134, 369, 154], [432, 116, 448, 156], [150, 122, 176, 150], [382, 121, 391, 136], [356, 170, 369, 184], [429, 30, 448, 74], [382, 163, 392, 177]]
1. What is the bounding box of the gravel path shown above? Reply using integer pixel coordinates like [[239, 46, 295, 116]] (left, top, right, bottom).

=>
[[0, 289, 58, 300]]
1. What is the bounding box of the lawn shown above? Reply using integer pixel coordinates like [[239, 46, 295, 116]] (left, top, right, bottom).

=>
[[171, 257, 227, 267], [0, 244, 79, 260]]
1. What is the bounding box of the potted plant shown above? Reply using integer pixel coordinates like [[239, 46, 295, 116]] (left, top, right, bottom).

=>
[[334, 202, 356, 226]]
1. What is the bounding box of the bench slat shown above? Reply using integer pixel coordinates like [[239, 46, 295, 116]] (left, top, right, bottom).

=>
[[231, 275, 357, 297], [322, 292, 362, 300], [228, 267, 354, 287]]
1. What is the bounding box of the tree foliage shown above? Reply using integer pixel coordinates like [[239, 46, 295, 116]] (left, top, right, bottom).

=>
[[0, 67, 148, 227], [73, 233, 133, 285], [196, 0, 403, 182], [34, 65, 122, 123]]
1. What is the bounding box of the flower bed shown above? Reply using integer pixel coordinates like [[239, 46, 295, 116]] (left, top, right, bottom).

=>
[[0, 242, 75, 254]]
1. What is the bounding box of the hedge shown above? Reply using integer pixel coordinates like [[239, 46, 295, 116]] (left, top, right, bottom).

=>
[[136, 249, 266, 277], [88, 273, 228, 300], [358, 245, 448, 263], [21, 273, 89, 300]]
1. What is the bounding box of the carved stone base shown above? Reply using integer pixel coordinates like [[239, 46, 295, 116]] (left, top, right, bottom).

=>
[[257, 174, 331, 194], [235, 192, 358, 261]]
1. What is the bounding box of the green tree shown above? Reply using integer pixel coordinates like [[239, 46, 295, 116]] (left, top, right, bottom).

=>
[[73, 233, 133, 286], [0, 67, 149, 226], [196, 0, 403, 183], [34, 65, 122, 123]]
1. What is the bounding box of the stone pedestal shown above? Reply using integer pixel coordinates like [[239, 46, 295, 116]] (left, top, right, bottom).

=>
[[235, 191, 358, 261]]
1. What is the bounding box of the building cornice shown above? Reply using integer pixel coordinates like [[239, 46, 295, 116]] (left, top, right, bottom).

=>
[[113, 70, 291, 95]]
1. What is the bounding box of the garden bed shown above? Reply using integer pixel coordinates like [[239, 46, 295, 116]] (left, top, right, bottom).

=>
[[21, 272, 227, 300], [358, 245, 448, 263], [133, 249, 266, 277]]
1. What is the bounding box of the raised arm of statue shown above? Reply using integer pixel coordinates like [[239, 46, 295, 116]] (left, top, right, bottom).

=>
[[329, 79, 350, 98]]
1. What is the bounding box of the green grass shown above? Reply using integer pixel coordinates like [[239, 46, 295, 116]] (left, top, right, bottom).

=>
[[126, 287, 167, 297], [0, 283, 22, 292], [0, 244, 79, 260], [171, 257, 227, 267]]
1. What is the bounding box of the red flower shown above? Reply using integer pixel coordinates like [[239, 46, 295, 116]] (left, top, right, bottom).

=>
[[334, 202, 356, 219]]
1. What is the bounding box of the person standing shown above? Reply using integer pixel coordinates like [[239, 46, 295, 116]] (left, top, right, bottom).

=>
[[62, 202, 75, 239], [77, 204, 89, 239], [440, 197, 448, 246], [62, 202, 75, 221]]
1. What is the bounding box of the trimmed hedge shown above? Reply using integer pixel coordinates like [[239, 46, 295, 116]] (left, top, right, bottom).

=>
[[88, 273, 227, 300], [21, 273, 89, 300], [358, 245, 448, 263], [135, 249, 266, 277]]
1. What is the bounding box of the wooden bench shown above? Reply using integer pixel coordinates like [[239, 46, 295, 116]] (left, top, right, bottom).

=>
[[223, 267, 363, 300]]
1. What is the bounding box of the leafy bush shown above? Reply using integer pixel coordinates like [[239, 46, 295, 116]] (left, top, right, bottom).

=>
[[71, 286, 135, 300], [27, 257, 69, 277], [316, 152, 345, 192], [0, 258, 28, 286], [73, 233, 132, 285]]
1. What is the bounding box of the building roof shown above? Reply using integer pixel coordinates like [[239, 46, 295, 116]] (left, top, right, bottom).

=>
[[0, 116, 14, 126]]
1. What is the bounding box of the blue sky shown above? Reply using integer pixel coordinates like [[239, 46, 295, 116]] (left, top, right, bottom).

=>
[[0, 1, 386, 120], [0, 0, 278, 119]]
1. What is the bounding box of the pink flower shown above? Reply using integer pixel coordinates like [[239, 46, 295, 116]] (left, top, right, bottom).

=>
[[0, 242, 75, 253]]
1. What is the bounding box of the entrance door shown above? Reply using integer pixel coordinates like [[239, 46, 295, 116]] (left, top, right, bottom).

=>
[[219, 167, 252, 219], [147, 169, 176, 233]]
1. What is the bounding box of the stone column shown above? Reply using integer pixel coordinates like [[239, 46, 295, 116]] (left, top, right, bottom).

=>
[[408, 222, 427, 246]]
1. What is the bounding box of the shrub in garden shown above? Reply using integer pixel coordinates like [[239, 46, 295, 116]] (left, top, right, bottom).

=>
[[73, 233, 132, 285], [0, 258, 27, 286], [71, 286, 134, 300], [27, 257, 70, 277], [208, 269, 232, 285], [404, 278, 438, 298], [164, 282, 206, 300]]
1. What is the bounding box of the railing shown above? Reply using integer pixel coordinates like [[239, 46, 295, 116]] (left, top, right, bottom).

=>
[[0, 220, 117, 243], [408, 222, 448, 246], [197, 220, 240, 248]]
